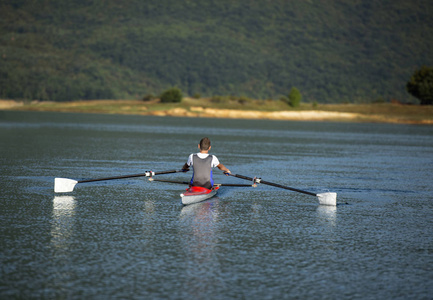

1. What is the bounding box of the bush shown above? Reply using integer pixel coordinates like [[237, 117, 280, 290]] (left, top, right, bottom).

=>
[[142, 93, 155, 101], [237, 96, 251, 105], [160, 87, 183, 103], [288, 87, 302, 107], [210, 95, 229, 103], [406, 66, 433, 105], [372, 96, 386, 104]]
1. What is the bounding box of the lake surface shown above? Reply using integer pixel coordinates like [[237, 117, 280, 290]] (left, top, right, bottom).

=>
[[1, 110, 433, 299]]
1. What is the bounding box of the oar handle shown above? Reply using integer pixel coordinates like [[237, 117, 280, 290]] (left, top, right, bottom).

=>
[[78, 169, 185, 184], [228, 173, 317, 197]]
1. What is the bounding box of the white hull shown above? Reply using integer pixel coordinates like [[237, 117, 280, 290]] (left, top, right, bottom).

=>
[[180, 189, 218, 205]]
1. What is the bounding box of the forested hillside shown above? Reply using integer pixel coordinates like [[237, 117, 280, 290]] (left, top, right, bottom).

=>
[[1, 0, 432, 103]]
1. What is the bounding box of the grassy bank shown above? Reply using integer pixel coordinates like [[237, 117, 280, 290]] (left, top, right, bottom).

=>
[[1, 98, 432, 124]]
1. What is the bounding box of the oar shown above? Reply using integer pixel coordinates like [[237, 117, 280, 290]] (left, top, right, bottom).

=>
[[150, 178, 254, 187], [54, 169, 186, 193], [149, 179, 190, 185], [227, 173, 337, 206]]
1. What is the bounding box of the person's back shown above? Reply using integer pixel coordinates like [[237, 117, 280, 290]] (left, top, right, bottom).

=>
[[190, 153, 214, 189], [182, 137, 230, 189]]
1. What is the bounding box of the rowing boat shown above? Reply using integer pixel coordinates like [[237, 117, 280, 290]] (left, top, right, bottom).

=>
[[54, 169, 337, 206], [180, 186, 220, 205]]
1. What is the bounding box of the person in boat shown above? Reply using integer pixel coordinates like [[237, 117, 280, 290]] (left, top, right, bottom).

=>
[[182, 137, 231, 189]]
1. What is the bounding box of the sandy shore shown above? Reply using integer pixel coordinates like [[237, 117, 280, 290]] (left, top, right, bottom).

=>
[[148, 106, 433, 124], [150, 106, 360, 122], [1, 100, 432, 124], [0, 100, 24, 109]]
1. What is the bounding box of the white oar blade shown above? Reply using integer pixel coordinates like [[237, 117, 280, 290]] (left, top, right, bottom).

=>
[[54, 178, 78, 193], [317, 192, 337, 206]]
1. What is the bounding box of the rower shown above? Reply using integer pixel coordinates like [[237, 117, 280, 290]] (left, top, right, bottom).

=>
[[182, 137, 230, 189]]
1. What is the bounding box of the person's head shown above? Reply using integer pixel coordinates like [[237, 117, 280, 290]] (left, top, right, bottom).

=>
[[199, 137, 211, 151]]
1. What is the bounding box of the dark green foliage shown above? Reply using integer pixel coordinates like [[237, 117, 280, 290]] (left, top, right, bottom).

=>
[[211, 96, 229, 104], [406, 66, 433, 105], [160, 87, 182, 103], [237, 96, 252, 105], [142, 94, 155, 101], [288, 87, 302, 107], [1, 0, 433, 102]]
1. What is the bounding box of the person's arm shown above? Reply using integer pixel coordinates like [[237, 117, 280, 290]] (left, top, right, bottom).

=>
[[182, 154, 193, 171], [217, 163, 230, 175]]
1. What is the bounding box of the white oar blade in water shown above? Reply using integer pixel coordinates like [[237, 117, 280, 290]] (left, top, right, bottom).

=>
[[317, 192, 337, 206], [54, 178, 78, 193]]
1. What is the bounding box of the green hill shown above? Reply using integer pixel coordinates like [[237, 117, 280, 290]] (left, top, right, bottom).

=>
[[1, 0, 432, 103]]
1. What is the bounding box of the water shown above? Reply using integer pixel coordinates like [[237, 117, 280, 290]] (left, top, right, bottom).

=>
[[1, 110, 433, 299]]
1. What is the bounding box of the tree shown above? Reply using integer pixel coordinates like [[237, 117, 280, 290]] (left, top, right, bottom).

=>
[[406, 66, 433, 105], [160, 87, 183, 103], [288, 87, 302, 107]]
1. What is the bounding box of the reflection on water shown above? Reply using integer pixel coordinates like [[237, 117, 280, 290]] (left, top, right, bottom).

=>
[[179, 199, 220, 256], [144, 200, 155, 215], [250, 203, 263, 220], [179, 198, 220, 219], [179, 199, 221, 299], [315, 205, 338, 259], [316, 205, 337, 228], [53, 195, 76, 210], [51, 196, 76, 250], [50, 196, 76, 295]]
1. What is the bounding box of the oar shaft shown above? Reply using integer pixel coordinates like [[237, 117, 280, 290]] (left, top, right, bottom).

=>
[[219, 183, 255, 187], [150, 179, 190, 185], [77, 169, 183, 184], [151, 178, 253, 187], [259, 179, 317, 196], [78, 173, 147, 183], [230, 173, 317, 197]]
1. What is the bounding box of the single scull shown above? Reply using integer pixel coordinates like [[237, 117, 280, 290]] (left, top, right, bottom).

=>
[[54, 169, 337, 206], [180, 186, 220, 205]]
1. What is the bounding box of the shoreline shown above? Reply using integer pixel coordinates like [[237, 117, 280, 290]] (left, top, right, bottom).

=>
[[1, 99, 432, 125], [150, 106, 433, 124]]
